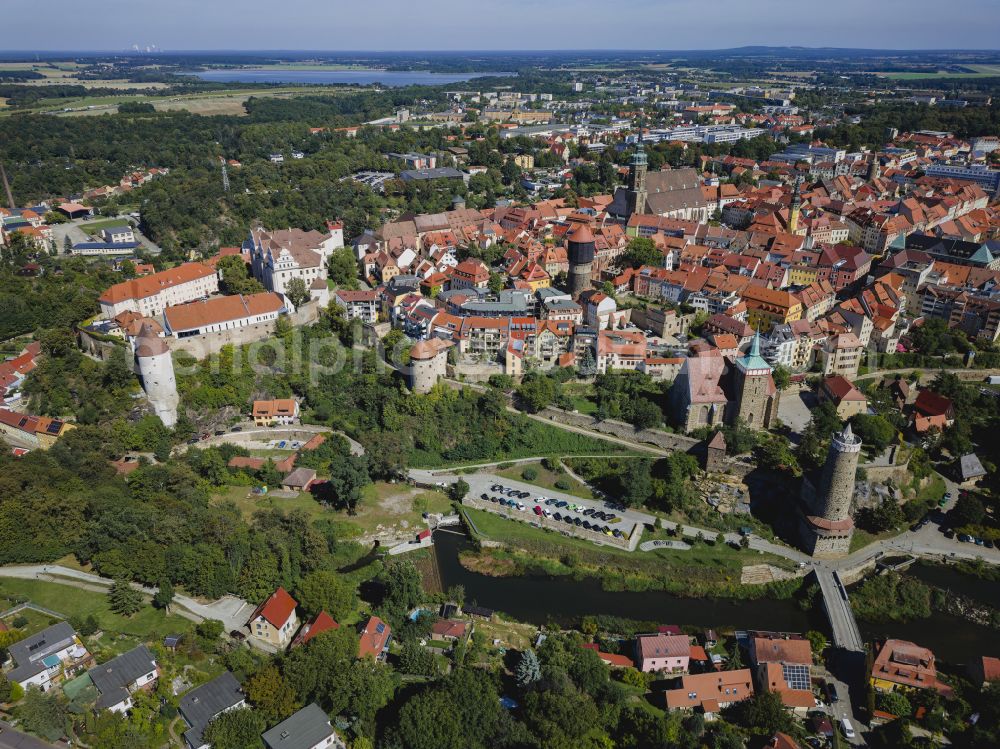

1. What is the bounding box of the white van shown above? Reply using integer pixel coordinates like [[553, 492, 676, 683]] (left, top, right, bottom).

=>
[[841, 717, 856, 739]]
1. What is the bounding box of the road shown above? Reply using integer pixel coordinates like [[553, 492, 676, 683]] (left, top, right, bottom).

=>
[[0, 564, 250, 633], [815, 568, 864, 652]]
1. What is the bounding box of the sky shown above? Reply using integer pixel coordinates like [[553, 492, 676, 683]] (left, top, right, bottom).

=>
[[3, 0, 1000, 51]]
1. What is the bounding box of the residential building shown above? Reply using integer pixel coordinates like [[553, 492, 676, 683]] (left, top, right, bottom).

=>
[[819, 376, 868, 419], [88, 645, 159, 714], [281, 468, 317, 492], [430, 620, 468, 642], [749, 635, 814, 713], [358, 616, 391, 661], [451, 259, 490, 290], [967, 656, 1000, 689], [663, 669, 755, 718], [291, 611, 340, 649], [162, 292, 287, 338], [6, 622, 92, 692], [870, 639, 954, 698], [180, 672, 246, 749], [99, 224, 136, 244], [0, 408, 73, 450], [262, 703, 344, 749], [741, 286, 802, 332], [247, 587, 300, 648], [333, 290, 378, 323], [818, 333, 864, 379], [252, 399, 300, 427], [635, 633, 691, 673], [578, 289, 618, 330], [98, 262, 219, 319]]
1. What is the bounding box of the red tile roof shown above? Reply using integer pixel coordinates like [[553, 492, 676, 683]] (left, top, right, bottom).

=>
[[292, 610, 339, 647], [249, 587, 297, 629]]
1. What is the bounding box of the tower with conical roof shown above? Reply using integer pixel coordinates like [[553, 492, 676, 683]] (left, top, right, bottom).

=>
[[732, 330, 778, 430], [801, 422, 861, 557], [566, 223, 596, 299], [134, 322, 178, 428], [788, 176, 802, 234]]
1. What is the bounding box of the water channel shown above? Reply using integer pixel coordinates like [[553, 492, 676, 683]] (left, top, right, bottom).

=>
[[433, 531, 995, 663]]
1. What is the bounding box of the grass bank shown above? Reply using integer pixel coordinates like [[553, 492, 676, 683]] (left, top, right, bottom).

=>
[[460, 508, 803, 600]]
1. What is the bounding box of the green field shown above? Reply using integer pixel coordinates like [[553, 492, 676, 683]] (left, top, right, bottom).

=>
[[0, 577, 191, 643], [79, 218, 133, 235], [878, 64, 1000, 80]]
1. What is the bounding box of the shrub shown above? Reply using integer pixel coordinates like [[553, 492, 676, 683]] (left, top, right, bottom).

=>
[[521, 467, 538, 481], [554, 479, 572, 491]]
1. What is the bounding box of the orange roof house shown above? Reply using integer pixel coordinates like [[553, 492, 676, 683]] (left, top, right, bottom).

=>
[[358, 616, 391, 661], [291, 611, 340, 648], [871, 639, 954, 698], [247, 587, 300, 647], [252, 398, 300, 426], [664, 669, 755, 714]]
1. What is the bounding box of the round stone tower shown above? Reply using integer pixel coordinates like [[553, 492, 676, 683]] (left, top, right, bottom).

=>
[[566, 223, 595, 299], [135, 322, 179, 428], [801, 422, 861, 557], [408, 339, 449, 394], [817, 422, 862, 522]]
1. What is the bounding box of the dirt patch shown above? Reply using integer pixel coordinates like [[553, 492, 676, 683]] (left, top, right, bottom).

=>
[[411, 551, 443, 594]]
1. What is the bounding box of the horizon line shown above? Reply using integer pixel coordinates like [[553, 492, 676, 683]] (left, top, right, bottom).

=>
[[4, 46, 1000, 54]]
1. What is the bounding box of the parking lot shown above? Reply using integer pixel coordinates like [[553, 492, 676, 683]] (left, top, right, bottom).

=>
[[411, 470, 659, 549]]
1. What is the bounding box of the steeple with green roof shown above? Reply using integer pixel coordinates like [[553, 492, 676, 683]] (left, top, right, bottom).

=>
[[735, 329, 772, 374]]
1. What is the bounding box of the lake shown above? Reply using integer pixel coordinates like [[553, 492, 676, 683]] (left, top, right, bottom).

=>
[[189, 69, 513, 87], [433, 531, 995, 663]]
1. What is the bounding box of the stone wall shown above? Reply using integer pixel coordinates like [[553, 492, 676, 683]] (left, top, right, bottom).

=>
[[463, 496, 632, 550], [536, 405, 701, 454], [167, 302, 321, 358]]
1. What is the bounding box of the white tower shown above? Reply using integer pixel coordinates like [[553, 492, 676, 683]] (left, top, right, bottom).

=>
[[134, 323, 179, 428]]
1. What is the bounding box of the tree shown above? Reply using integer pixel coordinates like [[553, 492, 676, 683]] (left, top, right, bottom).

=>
[[295, 570, 358, 620], [202, 707, 266, 749], [107, 578, 143, 617], [850, 414, 896, 453], [448, 479, 469, 502], [516, 649, 542, 688], [285, 277, 310, 308], [622, 459, 653, 508], [399, 641, 439, 676], [622, 237, 662, 269], [18, 687, 67, 741], [217, 255, 265, 296], [0, 674, 11, 703], [245, 665, 299, 724], [728, 690, 794, 735], [488, 271, 506, 294], [153, 579, 174, 609], [772, 364, 792, 391], [327, 247, 359, 289], [951, 493, 986, 528], [322, 453, 370, 513], [631, 398, 662, 430], [377, 560, 424, 625], [804, 630, 826, 659], [517, 373, 557, 413]]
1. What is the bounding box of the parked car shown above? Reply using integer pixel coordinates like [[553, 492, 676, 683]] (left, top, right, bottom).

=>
[[840, 718, 855, 739], [825, 683, 839, 703]]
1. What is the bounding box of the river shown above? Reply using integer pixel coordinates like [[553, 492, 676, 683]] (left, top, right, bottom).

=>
[[188, 69, 513, 87], [433, 531, 995, 663]]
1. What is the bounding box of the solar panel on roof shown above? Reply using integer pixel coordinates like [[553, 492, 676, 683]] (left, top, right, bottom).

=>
[[46, 421, 62, 434], [375, 622, 385, 634]]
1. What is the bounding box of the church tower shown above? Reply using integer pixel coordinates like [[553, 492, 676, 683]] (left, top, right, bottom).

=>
[[732, 330, 777, 430], [801, 423, 861, 558], [626, 139, 648, 217], [867, 155, 881, 182], [788, 177, 802, 234]]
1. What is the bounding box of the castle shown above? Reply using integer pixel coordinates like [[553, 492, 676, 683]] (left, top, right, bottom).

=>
[[134, 322, 179, 428], [670, 331, 779, 432]]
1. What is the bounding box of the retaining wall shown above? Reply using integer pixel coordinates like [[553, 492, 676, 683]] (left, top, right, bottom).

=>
[[536, 406, 701, 453]]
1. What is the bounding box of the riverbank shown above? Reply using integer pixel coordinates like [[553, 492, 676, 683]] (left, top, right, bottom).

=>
[[458, 507, 803, 599]]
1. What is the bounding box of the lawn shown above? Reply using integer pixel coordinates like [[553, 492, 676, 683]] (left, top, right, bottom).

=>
[[0, 578, 191, 643], [213, 484, 327, 522], [492, 461, 595, 500]]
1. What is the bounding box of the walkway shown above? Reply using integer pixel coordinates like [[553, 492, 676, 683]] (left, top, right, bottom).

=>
[[0, 565, 250, 632]]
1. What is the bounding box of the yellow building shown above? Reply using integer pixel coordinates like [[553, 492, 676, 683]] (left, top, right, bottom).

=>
[[788, 264, 820, 286], [246, 588, 300, 648], [741, 286, 803, 332]]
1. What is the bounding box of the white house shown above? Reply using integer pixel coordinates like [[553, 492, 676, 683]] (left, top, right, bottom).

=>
[[180, 672, 247, 749], [88, 645, 159, 714], [262, 703, 345, 749], [6, 622, 92, 692], [99, 224, 136, 244], [98, 262, 219, 319]]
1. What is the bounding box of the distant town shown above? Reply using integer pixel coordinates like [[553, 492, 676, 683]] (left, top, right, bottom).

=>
[[0, 45, 998, 749]]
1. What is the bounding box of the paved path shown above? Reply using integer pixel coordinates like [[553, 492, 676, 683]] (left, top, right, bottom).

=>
[[0, 565, 250, 632], [815, 568, 864, 652]]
